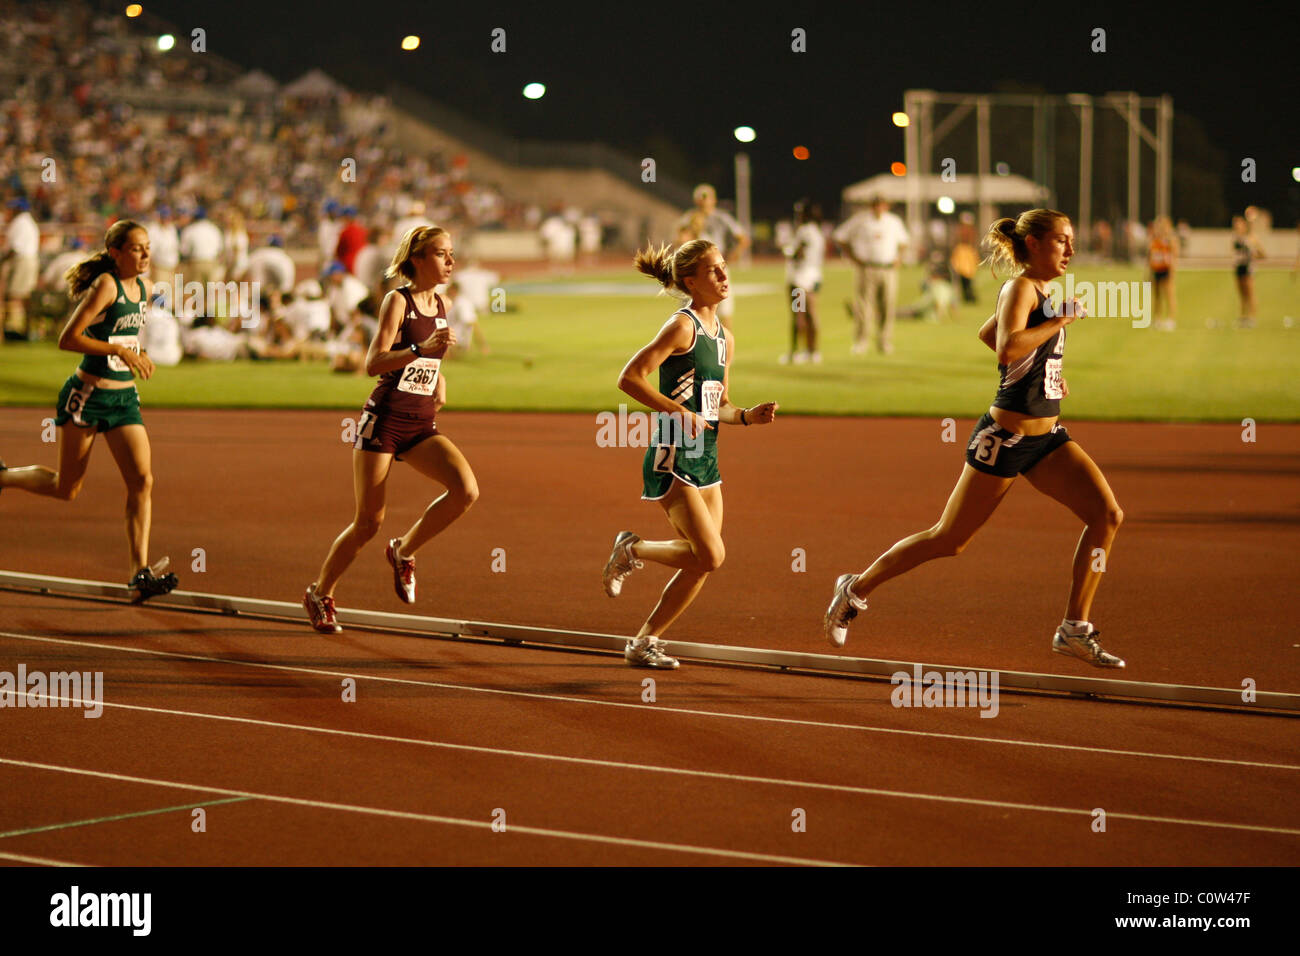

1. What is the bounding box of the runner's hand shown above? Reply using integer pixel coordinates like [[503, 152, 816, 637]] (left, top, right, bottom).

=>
[[746, 401, 779, 425], [121, 346, 154, 380], [684, 411, 714, 440], [417, 327, 456, 354]]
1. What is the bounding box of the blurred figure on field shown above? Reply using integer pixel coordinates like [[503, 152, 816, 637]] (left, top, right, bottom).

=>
[[950, 235, 979, 303], [1231, 214, 1264, 329], [240, 235, 297, 319], [223, 208, 250, 284], [324, 260, 372, 371], [146, 205, 180, 285], [318, 199, 343, 272], [141, 287, 184, 367], [353, 226, 391, 305], [37, 236, 87, 336], [334, 206, 367, 275], [2, 197, 40, 339], [539, 207, 576, 273], [178, 206, 223, 315], [833, 195, 909, 355], [1092, 219, 1113, 260], [446, 278, 489, 355], [1148, 217, 1178, 331], [898, 252, 957, 323], [676, 184, 749, 331], [578, 212, 603, 267], [780, 199, 825, 364]]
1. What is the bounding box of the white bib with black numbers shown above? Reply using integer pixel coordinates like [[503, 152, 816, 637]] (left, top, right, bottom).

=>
[[397, 356, 441, 396], [107, 334, 140, 373], [700, 380, 724, 422]]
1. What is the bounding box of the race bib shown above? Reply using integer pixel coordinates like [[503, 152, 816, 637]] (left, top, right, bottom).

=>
[[700, 380, 724, 422], [1044, 358, 1064, 400], [397, 356, 440, 396], [107, 334, 140, 373]]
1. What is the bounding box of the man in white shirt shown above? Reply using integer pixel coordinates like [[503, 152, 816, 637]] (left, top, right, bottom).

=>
[[179, 207, 224, 316], [146, 205, 180, 284], [240, 236, 297, 314], [3, 198, 40, 338], [539, 211, 576, 272], [833, 196, 910, 355]]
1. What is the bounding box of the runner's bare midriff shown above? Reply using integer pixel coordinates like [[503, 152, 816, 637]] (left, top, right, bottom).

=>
[[74, 367, 136, 390], [989, 405, 1057, 436]]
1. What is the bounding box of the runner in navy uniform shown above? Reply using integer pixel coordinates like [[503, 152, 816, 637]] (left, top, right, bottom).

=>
[[304, 225, 477, 633], [0, 219, 177, 601], [824, 209, 1127, 668]]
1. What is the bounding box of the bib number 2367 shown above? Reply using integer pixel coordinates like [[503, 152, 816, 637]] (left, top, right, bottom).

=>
[[398, 357, 440, 396]]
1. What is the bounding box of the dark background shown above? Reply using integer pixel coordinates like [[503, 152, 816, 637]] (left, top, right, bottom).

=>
[[128, 0, 1298, 225]]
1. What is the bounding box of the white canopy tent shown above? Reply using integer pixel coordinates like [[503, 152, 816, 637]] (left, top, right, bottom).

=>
[[282, 69, 344, 99], [842, 172, 1049, 207], [231, 69, 279, 97]]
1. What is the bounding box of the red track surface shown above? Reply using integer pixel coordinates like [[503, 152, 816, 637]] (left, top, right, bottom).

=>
[[1, 409, 1298, 865]]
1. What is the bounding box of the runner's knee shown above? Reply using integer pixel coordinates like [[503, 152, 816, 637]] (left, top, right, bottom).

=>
[[54, 473, 84, 501], [125, 470, 153, 497], [354, 510, 384, 540], [693, 540, 725, 573], [927, 524, 970, 558]]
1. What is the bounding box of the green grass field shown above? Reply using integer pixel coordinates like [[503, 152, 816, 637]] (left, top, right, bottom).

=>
[[2, 263, 1297, 421]]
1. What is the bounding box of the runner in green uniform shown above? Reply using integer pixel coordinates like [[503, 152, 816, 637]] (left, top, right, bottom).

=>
[[602, 239, 779, 668], [0, 220, 177, 601]]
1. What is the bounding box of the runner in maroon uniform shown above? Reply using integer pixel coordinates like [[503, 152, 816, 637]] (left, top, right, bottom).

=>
[[303, 226, 478, 633]]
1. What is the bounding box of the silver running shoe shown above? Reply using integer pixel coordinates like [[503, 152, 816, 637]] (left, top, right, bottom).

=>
[[824, 572, 864, 647], [603, 531, 643, 597], [1052, 626, 1125, 668], [624, 636, 679, 669]]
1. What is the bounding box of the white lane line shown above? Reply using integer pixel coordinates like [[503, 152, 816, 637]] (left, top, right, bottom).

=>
[[0, 849, 89, 867], [11, 692, 1300, 838], [3, 631, 1296, 772], [0, 758, 849, 867]]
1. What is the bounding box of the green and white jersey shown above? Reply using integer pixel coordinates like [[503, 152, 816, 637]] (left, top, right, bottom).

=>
[[77, 274, 148, 382], [642, 306, 728, 500], [653, 306, 728, 448]]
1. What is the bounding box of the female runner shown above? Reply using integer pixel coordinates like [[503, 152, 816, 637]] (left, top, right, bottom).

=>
[[602, 239, 778, 668], [1231, 215, 1263, 329], [0, 220, 177, 600], [823, 209, 1126, 668], [303, 225, 476, 633]]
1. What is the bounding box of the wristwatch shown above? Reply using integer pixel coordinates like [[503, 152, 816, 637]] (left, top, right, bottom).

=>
[[409, 343, 420, 356]]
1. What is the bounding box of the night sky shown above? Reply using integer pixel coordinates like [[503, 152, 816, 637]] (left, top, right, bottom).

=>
[[136, 0, 1296, 225]]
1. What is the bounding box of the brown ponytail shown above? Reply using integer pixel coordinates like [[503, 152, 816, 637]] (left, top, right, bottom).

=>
[[65, 219, 147, 298], [634, 238, 716, 298], [982, 208, 1068, 278]]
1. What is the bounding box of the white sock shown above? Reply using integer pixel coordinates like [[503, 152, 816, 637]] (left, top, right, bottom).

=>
[[1062, 619, 1092, 635], [849, 592, 870, 611]]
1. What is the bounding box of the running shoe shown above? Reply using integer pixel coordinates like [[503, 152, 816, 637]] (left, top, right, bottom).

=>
[[386, 538, 416, 604], [303, 583, 342, 634], [129, 564, 178, 604], [824, 572, 864, 648], [624, 636, 679, 669], [603, 531, 642, 597], [1052, 626, 1125, 668]]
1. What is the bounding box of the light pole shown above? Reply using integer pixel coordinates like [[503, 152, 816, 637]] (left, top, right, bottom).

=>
[[733, 126, 754, 268]]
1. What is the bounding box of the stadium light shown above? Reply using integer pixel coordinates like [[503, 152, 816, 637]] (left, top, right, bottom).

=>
[[936, 197, 955, 215], [890, 162, 906, 177], [792, 146, 809, 160], [156, 34, 175, 51], [892, 112, 910, 128], [125, 3, 143, 16], [523, 82, 546, 100], [995, 162, 1010, 176], [1293, 167, 1300, 183], [733, 126, 756, 144], [401, 35, 420, 51]]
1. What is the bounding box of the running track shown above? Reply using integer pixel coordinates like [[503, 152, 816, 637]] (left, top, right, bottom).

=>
[[0, 409, 1297, 865]]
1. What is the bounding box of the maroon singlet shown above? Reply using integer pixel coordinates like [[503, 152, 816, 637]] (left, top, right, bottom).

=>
[[363, 287, 449, 419]]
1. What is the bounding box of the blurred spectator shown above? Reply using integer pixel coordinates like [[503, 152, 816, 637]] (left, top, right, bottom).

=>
[[179, 206, 223, 311], [578, 212, 602, 265], [141, 289, 183, 366], [2, 197, 40, 339], [352, 226, 390, 303], [949, 238, 979, 303], [446, 278, 488, 355], [539, 208, 576, 272], [223, 208, 249, 283], [1148, 217, 1178, 331], [239, 235, 297, 316], [833, 195, 909, 355], [146, 205, 180, 284], [334, 206, 366, 274], [317, 200, 343, 272], [898, 253, 957, 323], [780, 199, 825, 364], [676, 184, 748, 330]]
